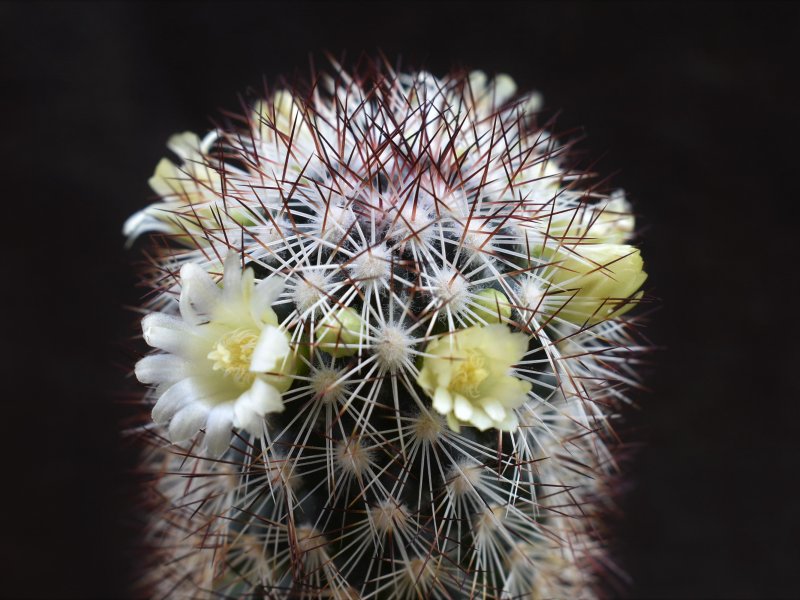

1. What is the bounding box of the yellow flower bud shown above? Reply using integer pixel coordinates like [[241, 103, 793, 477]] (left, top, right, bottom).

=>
[[547, 243, 647, 325], [315, 307, 363, 357], [537, 195, 635, 247], [589, 194, 635, 244], [472, 288, 513, 324], [253, 90, 311, 142]]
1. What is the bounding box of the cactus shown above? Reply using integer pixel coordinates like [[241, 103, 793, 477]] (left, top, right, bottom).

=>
[[126, 61, 649, 598]]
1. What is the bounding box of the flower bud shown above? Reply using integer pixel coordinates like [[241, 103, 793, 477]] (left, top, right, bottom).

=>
[[547, 243, 647, 325], [254, 90, 310, 140], [315, 307, 363, 357], [472, 288, 513, 324], [538, 193, 635, 248], [588, 192, 635, 244]]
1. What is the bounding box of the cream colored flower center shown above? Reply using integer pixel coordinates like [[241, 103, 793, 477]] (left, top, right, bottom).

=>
[[207, 328, 259, 384], [450, 350, 489, 398]]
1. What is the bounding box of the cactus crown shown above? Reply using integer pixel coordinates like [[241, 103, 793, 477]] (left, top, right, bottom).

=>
[[129, 61, 648, 599]]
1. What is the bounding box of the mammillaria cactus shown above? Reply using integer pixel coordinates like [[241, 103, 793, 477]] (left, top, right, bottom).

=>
[[126, 61, 649, 598]]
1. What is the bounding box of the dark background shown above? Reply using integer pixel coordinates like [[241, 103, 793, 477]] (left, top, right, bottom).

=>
[[2, 2, 799, 598]]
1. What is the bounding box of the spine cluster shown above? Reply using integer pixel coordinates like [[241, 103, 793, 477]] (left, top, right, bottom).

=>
[[127, 62, 649, 599]]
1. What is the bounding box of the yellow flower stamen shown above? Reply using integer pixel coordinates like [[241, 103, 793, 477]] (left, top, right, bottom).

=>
[[450, 350, 490, 398], [207, 328, 259, 385]]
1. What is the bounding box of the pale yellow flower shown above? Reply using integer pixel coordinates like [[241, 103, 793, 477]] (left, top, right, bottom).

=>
[[136, 254, 297, 456], [417, 325, 531, 431], [123, 132, 219, 242], [123, 132, 253, 245]]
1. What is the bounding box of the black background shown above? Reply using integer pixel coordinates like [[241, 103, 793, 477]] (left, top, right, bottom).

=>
[[2, 2, 799, 598]]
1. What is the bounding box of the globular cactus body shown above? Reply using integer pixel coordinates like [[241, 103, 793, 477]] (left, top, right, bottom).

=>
[[127, 61, 648, 599]]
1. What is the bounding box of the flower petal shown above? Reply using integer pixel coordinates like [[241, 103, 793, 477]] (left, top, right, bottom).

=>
[[432, 388, 453, 415], [493, 377, 532, 408], [446, 413, 461, 432], [142, 313, 193, 355], [492, 74, 517, 107], [469, 409, 493, 431], [179, 263, 221, 325], [252, 378, 285, 413], [148, 158, 180, 196], [497, 410, 519, 432], [454, 394, 474, 421], [232, 405, 258, 434], [151, 377, 198, 425], [484, 324, 527, 365], [481, 398, 506, 422], [204, 404, 235, 457], [250, 326, 290, 372], [233, 379, 283, 434], [135, 354, 188, 385], [166, 131, 202, 161], [251, 277, 284, 325], [122, 208, 175, 244], [168, 402, 210, 443], [169, 402, 208, 442], [222, 253, 243, 304]]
